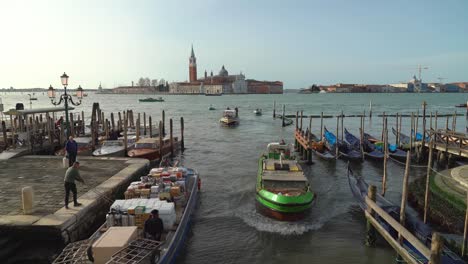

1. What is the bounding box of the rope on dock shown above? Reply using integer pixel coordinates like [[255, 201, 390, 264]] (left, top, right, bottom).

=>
[[387, 155, 428, 168]]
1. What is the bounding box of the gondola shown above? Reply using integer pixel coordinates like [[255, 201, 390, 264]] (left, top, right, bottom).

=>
[[309, 133, 335, 160], [344, 129, 384, 160], [323, 127, 362, 161], [366, 133, 407, 161], [347, 166, 464, 264]]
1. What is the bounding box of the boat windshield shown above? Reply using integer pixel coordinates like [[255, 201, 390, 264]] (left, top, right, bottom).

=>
[[103, 141, 123, 147], [135, 143, 157, 149], [223, 110, 236, 118]]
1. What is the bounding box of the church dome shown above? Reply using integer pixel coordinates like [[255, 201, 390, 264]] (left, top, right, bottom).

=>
[[219, 65, 228, 77]]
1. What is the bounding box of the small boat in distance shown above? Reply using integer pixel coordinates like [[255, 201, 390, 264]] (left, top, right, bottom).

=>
[[139, 97, 164, 102], [253, 109, 262, 116], [219, 109, 239, 126], [455, 103, 467, 108], [209, 105, 216, 110], [205, 92, 222, 96], [256, 142, 315, 221]]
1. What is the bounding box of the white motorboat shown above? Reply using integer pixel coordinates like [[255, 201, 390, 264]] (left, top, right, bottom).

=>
[[93, 140, 126, 157]]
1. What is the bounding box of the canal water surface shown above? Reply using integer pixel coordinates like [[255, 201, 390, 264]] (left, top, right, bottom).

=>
[[1, 92, 466, 263]]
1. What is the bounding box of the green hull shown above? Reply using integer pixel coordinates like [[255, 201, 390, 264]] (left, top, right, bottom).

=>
[[256, 156, 314, 215]]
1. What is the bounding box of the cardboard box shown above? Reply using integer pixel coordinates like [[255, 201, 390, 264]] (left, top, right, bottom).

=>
[[91, 226, 138, 264]]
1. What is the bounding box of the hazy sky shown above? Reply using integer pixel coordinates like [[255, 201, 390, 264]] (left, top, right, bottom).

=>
[[1, 0, 467, 89]]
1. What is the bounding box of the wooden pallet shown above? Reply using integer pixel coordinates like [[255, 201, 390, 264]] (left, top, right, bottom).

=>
[[106, 238, 161, 264], [52, 239, 92, 264]]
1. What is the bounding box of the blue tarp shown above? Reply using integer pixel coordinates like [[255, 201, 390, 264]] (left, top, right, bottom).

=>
[[325, 130, 336, 146]]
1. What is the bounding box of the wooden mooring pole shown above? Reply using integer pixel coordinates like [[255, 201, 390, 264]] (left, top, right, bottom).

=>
[[123, 113, 128, 151], [462, 193, 468, 256], [300, 111, 303, 131], [282, 105, 285, 127], [395, 113, 399, 146], [143, 112, 147, 136], [360, 116, 364, 161], [170, 118, 174, 157], [159, 121, 163, 158], [423, 135, 434, 223], [430, 233, 443, 264], [149, 116, 153, 138], [365, 185, 377, 246], [410, 113, 414, 152], [295, 111, 299, 150], [162, 110, 166, 136], [335, 115, 339, 160], [399, 152, 412, 242], [341, 110, 344, 142], [320, 112, 324, 140], [111, 112, 115, 131], [1, 121, 8, 150], [180, 117, 185, 152], [382, 118, 388, 196], [381, 112, 385, 141], [273, 100, 276, 118]]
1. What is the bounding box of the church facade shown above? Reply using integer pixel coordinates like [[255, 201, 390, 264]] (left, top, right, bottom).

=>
[[169, 46, 282, 94]]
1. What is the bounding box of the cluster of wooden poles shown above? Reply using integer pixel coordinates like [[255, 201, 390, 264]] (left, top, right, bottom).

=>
[[1, 111, 82, 152], [88, 103, 185, 156], [290, 102, 468, 263]]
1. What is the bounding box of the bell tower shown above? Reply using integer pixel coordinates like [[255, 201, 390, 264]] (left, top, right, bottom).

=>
[[189, 44, 197, 82]]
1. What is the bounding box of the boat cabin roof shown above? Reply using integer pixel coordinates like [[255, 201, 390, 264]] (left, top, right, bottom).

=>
[[262, 170, 307, 182]]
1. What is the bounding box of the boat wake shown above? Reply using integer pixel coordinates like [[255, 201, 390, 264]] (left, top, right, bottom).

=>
[[234, 196, 353, 235], [237, 209, 324, 235]]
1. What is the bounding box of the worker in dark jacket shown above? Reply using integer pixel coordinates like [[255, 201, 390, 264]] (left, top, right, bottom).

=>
[[64, 161, 85, 209], [65, 136, 78, 167], [144, 209, 164, 241]]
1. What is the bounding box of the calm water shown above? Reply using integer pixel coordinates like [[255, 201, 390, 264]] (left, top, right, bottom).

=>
[[1, 92, 467, 263]]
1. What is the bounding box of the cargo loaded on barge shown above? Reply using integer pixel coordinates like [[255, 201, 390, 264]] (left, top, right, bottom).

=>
[[53, 166, 200, 264]]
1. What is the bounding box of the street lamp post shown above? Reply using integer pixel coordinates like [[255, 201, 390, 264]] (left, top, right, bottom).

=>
[[47, 72, 84, 138]]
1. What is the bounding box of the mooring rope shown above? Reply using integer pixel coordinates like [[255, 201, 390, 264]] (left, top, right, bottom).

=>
[[386, 155, 428, 168]]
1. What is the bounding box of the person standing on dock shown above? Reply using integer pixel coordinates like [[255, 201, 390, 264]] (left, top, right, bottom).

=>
[[64, 161, 85, 209], [65, 136, 78, 167], [144, 209, 164, 241]]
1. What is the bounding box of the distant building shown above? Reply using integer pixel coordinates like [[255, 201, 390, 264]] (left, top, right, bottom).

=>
[[246, 80, 283, 94], [169, 46, 282, 94]]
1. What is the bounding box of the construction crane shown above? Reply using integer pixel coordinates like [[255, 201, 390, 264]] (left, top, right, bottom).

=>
[[416, 65, 429, 81]]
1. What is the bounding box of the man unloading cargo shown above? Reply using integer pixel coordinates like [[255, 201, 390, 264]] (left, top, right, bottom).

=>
[[64, 161, 85, 209], [144, 209, 164, 241]]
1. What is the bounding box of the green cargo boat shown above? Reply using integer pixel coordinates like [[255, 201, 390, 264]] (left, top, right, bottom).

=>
[[256, 142, 315, 221]]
